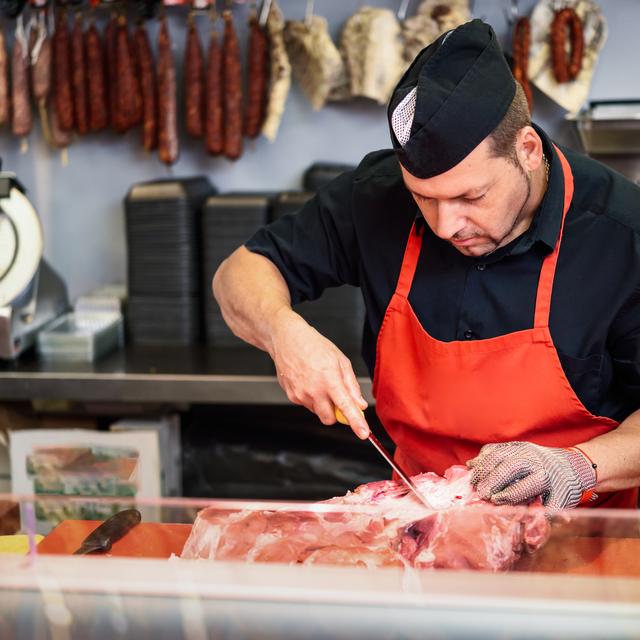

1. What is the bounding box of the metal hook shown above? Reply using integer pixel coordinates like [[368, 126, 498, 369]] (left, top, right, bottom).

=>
[[209, 0, 218, 23], [504, 0, 519, 26], [305, 0, 314, 25], [397, 0, 412, 21], [258, 0, 272, 27]]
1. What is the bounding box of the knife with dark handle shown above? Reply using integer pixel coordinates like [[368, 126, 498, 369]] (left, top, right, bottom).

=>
[[334, 408, 432, 509], [73, 509, 142, 555]]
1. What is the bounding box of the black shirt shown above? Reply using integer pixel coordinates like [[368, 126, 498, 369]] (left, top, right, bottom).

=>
[[245, 126, 640, 422]]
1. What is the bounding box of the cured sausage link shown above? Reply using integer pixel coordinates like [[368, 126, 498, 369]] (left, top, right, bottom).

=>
[[86, 22, 109, 132], [185, 18, 204, 138], [222, 10, 243, 160], [135, 24, 157, 151], [157, 17, 178, 165], [551, 7, 584, 83], [244, 13, 268, 138], [12, 19, 33, 137], [71, 12, 89, 135], [204, 23, 223, 155], [53, 8, 74, 131]]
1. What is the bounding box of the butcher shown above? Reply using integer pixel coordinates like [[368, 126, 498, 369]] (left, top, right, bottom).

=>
[[213, 20, 640, 510]]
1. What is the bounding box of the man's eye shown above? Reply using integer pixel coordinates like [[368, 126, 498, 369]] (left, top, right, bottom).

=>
[[463, 194, 486, 204]]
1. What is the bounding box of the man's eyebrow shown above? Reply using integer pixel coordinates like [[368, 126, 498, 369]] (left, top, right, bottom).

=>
[[408, 184, 489, 199]]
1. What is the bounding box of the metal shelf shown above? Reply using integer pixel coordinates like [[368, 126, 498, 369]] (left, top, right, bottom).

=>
[[0, 345, 373, 404], [568, 100, 640, 156]]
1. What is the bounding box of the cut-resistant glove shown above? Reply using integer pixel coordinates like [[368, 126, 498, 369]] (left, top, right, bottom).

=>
[[467, 441, 597, 510]]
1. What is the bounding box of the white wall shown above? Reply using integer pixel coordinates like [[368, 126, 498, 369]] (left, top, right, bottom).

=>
[[1, 0, 638, 300]]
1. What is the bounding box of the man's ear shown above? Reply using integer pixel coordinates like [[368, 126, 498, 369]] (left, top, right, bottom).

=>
[[517, 126, 543, 172]]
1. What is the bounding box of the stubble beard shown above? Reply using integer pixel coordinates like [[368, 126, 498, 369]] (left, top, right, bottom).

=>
[[459, 164, 532, 257]]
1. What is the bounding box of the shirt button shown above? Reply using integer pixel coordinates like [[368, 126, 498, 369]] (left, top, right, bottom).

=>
[[476, 263, 486, 271], [464, 330, 474, 340]]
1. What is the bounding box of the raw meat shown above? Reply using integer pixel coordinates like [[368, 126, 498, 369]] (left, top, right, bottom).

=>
[[283, 15, 349, 111], [339, 6, 405, 105], [181, 465, 549, 572]]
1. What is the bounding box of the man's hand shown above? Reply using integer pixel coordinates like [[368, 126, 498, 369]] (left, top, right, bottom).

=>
[[269, 309, 370, 439], [467, 442, 597, 510]]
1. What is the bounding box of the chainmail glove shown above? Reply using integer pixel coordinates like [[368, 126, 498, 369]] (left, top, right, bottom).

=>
[[467, 442, 597, 510]]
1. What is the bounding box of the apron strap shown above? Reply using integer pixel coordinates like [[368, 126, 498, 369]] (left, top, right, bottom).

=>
[[396, 221, 424, 299], [534, 144, 574, 329]]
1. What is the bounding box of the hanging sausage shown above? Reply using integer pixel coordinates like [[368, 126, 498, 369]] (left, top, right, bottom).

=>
[[31, 14, 51, 105], [222, 8, 242, 160], [127, 22, 143, 127], [0, 24, 8, 126], [244, 8, 268, 138], [185, 12, 204, 138], [550, 6, 584, 83], [105, 14, 121, 131], [31, 10, 53, 144], [49, 94, 72, 150], [53, 7, 74, 131], [204, 10, 223, 155], [115, 17, 140, 131], [71, 11, 89, 135], [12, 15, 32, 137], [134, 22, 157, 151], [157, 16, 178, 164], [85, 20, 109, 132]]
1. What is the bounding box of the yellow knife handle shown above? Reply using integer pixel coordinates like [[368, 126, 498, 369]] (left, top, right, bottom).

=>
[[334, 407, 364, 425]]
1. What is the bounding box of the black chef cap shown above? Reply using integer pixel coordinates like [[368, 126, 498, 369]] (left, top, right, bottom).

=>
[[388, 19, 516, 179]]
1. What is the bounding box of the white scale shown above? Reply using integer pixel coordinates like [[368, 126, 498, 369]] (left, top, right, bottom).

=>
[[0, 172, 68, 359]]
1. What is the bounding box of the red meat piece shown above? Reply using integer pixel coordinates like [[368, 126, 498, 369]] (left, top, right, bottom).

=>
[[181, 465, 550, 571]]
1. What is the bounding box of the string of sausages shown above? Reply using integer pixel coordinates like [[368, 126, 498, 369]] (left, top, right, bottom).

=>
[[0, 4, 272, 164], [550, 6, 584, 83]]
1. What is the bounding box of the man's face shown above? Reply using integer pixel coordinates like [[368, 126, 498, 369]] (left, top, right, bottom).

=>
[[401, 138, 532, 257]]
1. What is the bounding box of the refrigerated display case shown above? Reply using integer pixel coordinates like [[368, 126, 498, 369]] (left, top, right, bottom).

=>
[[0, 493, 639, 639]]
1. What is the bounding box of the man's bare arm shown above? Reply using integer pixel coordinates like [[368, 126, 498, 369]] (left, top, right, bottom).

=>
[[213, 246, 293, 353], [212, 247, 370, 438]]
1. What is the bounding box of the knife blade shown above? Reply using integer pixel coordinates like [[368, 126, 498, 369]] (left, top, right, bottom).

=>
[[73, 508, 141, 555], [334, 408, 432, 509]]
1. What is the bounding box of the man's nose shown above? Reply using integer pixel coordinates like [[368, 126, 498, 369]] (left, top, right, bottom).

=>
[[433, 201, 467, 240]]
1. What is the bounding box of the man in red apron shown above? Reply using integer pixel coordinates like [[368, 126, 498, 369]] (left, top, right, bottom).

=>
[[213, 20, 640, 510]]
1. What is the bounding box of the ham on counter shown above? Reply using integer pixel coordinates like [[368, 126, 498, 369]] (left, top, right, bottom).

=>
[[181, 465, 550, 571]]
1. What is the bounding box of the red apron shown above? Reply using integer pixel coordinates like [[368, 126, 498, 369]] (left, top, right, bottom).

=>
[[373, 146, 637, 509]]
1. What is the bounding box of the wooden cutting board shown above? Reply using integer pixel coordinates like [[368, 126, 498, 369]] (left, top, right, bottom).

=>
[[37, 520, 192, 558]]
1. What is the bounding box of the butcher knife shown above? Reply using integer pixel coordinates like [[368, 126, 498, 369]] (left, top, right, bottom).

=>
[[73, 508, 142, 555], [334, 408, 432, 509]]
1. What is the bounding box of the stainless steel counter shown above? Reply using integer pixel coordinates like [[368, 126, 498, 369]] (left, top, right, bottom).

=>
[[0, 345, 373, 404]]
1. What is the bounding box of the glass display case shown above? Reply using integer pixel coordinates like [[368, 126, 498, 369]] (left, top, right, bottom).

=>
[[0, 493, 639, 639]]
